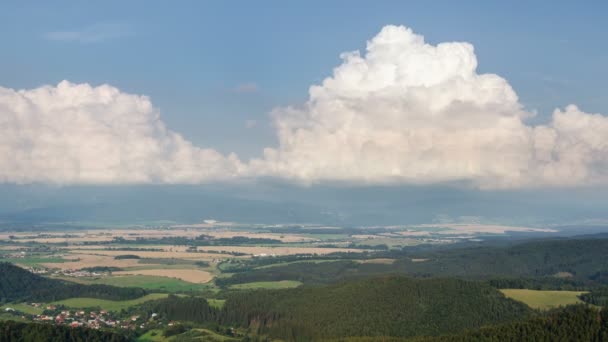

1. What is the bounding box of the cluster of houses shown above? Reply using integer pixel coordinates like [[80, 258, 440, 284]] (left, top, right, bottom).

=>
[[4, 304, 166, 331], [22, 266, 111, 278]]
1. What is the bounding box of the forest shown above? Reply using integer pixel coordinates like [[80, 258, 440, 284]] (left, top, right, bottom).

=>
[[0, 320, 131, 342], [0, 263, 147, 303], [217, 237, 608, 288]]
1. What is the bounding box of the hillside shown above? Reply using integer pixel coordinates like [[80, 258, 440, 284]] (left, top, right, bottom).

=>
[[0, 263, 146, 303], [218, 276, 532, 340], [0, 320, 131, 342], [400, 238, 608, 281], [217, 237, 608, 288], [412, 305, 608, 342]]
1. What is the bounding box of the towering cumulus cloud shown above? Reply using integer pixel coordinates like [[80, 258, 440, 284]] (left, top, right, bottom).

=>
[[1, 25, 607, 188], [252, 25, 608, 188], [0, 81, 242, 184]]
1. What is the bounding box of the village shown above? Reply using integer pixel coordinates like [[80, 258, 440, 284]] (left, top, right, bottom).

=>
[[3, 303, 171, 331]]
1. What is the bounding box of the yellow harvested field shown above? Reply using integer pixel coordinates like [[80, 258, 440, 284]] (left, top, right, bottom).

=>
[[113, 269, 213, 283], [357, 258, 395, 264]]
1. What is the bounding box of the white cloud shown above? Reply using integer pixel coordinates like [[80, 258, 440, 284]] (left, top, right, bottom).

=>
[[0, 81, 243, 184], [2, 25, 608, 188], [250, 25, 608, 188]]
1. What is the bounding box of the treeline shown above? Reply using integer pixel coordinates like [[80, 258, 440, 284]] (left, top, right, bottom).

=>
[[0, 262, 146, 303], [580, 287, 608, 307], [217, 253, 366, 274], [81, 266, 122, 273], [410, 305, 608, 342], [215, 260, 365, 287], [113, 254, 140, 260], [139, 295, 219, 323], [0, 320, 131, 342], [486, 277, 589, 291]]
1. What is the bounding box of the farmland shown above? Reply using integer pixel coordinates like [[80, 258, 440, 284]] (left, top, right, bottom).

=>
[[113, 269, 213, 283], [500, 289, 587, 310]]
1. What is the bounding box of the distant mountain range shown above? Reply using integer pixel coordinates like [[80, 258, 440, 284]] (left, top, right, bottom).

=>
[[1, 183, 608, 228]]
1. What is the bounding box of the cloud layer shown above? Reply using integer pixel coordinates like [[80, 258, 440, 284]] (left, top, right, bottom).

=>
[[0, 81, 242, 184], [252, 25, 608, 188], [2, 25, 608, 188]]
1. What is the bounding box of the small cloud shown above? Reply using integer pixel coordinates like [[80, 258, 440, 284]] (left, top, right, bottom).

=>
[[45, 23, 133, 43], [234, 82, 259, 93], [245, 120, 257, 129]]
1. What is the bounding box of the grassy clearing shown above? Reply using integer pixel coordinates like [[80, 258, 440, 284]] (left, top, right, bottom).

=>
[[207, 298, 226, 309], [137, 329, 168, 342], [229, 280, 303, 290], [137, 328, 238, 342], [51, 293, 168, 311], [0, 313, 29, 322], [0, 303, 44, 315], [64, 275, 212, 292], [500, 289, 587, 310], [174, 329, 240, 341]]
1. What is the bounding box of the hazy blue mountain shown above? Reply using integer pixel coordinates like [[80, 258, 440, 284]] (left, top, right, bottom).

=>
[[1, 183, 608, 228]]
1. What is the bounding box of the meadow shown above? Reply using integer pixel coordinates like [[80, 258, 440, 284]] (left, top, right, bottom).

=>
[[72, 275, 212, 292], [51, 293, 169, 311], [500, 289, 587, 310]]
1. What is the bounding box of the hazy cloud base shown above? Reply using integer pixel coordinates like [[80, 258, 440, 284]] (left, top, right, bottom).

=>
[[2, 25, 608, 189]]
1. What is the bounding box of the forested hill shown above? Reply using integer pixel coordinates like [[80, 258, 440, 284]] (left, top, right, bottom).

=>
[[410, 305, 608, 342], [0, 320, 131, 342], [218, 276, 532, 340], [401, 237, 608, 281], [0, 262, 146, 303], [218, 237, 608, 288]]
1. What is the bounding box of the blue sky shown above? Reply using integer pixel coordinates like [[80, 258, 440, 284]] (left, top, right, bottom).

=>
[[1, 1, 606, 159]]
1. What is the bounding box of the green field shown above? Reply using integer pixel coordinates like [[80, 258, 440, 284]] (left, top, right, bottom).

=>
[[62, 275, 211, 292], [500, 289, 587, 310], [229, 280, 302, 290], [137, 329, 168, 342], [0, 313, 29, 322], [137, 328, 238, 342], [51, 293, 168, 311], [207, 298, 226, 309], [4, 257, 67, 267], [0, 303, 44, 315]]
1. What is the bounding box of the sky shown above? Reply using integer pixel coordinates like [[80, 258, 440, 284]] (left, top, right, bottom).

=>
[[1, 1, 608, 224]]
